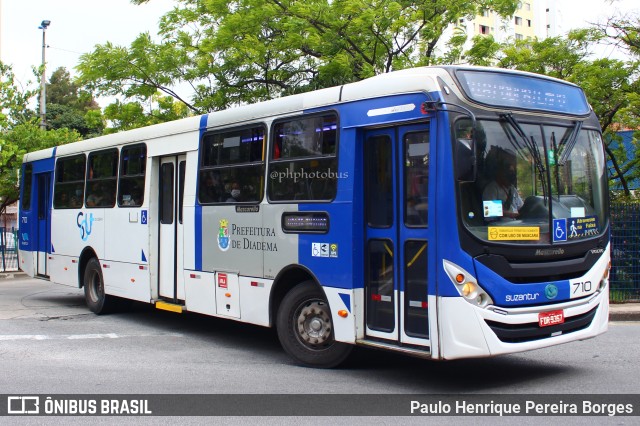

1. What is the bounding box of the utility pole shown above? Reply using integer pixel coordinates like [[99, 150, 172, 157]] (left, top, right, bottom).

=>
[[39, 20, 51, 131]]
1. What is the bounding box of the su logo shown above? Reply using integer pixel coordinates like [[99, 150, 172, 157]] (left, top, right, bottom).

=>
[[77, 212, 94, 241]]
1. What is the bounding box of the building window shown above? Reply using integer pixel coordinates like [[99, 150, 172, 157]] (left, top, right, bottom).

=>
[[525, 2, 531, 11], [515, 33, 524, 40], [199, 125, 265, 204], [268, 113, 338, 202], [527, 19, 532, 27], [515, 16, 523, 26], [480, 25, 490, 35]]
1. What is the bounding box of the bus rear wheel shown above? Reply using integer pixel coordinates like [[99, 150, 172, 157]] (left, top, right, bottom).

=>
[[83, 258, 114, 314], [276, 281, 352, 368]]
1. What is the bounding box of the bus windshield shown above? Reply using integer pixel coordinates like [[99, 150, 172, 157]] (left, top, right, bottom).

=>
[[457, 118, 608, 245]]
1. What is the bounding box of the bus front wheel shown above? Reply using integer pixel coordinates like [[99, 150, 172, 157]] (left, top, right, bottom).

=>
[[276, 281, 352, 368], [83, 258, 114, 314]]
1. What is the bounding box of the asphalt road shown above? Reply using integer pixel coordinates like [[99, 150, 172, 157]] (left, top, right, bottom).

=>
[[1, 275, 638, 424]]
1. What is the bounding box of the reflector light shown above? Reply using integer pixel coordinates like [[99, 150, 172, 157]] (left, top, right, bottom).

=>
[[372, 294, 382, 301], [455, 274, 465, 283], [338, 310, 348, 318]]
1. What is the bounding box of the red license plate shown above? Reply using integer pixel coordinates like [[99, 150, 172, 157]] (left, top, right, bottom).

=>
[[538, 310, 564, 327]]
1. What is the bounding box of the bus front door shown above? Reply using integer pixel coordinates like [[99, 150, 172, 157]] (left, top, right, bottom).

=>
[[158, 155, 186, 302], [35, 172, 51, 277], [363, 124, 431, 348]]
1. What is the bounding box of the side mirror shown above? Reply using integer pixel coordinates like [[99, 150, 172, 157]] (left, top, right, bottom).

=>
[[456, 137, 476, 182]]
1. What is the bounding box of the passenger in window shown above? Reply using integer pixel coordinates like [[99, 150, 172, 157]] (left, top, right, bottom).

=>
[[70, 195, 82, 208], [122, 183, 141, 206], [56, 192, 69, 207], [86, 183, 105, 207], [482, 155, 523, 219], [226, 182, 243, 202], [201, 174, 221, 203]]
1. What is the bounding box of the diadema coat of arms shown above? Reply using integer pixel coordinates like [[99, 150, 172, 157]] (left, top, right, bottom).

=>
[[218, 219, 230, 251]]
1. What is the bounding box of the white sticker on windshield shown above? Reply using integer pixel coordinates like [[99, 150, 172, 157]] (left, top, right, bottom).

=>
[[570, 207, 585, 218], [483, 200, 503, 217]]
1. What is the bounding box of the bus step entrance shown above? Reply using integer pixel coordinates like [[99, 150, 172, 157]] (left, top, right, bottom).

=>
[[155, 300, 184, 314]]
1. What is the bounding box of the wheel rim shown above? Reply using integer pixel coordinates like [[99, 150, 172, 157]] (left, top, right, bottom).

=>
[[294, 299, 333, 350], [87, 269, 102, 303]]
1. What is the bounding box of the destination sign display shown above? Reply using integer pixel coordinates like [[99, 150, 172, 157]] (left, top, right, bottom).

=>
[[455, 70, 591, 115]]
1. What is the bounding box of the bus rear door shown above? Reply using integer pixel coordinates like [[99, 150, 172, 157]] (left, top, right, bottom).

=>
[[158, 155, 187, 302], [363, 124, 432, 349], [35, 172, 51, 277]]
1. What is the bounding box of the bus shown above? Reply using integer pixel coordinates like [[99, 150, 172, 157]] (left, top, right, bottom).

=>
[[18, 66, 610, 367]]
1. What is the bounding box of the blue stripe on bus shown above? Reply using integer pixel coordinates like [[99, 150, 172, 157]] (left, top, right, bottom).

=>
[[194, 114, 208, 270], [474, 259, 572, 307], [19, 157, 55, 253]]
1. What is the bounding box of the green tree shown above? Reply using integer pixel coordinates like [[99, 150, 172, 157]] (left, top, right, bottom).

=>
[[78, 0, 520, 112], [102, 94, 190, 134], [45, 67, 103, 137]]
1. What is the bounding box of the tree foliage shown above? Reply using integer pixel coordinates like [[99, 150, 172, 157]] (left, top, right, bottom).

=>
[[79, 0, 520, 111], [45, 67, 103, 137]]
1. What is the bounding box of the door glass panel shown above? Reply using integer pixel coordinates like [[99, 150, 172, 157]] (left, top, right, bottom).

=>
[[366, 239, 395, 332], [366, 136, 393, 228], [178, 161, 186, 224], [404, 240, 429, 338], [38, 175, 48, 220], [160, 163, 174, 225], [404, 131, 429, 227], [21, 165, 33, 211]]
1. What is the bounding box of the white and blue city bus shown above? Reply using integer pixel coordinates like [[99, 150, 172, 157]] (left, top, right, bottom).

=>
[[18, 66, 610, 367]]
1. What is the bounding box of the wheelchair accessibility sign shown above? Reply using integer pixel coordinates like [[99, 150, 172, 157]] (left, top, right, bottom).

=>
[[553, 218, 567, 242]]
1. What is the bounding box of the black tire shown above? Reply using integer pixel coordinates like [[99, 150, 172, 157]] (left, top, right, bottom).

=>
[[83, 258, 115, 314], [276, 281, 352, 368]]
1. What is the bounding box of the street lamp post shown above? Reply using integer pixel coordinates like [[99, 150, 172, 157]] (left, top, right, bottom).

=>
[[38, 20, 51, 131]]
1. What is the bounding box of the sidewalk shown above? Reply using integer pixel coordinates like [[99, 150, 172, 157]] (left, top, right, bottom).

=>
[[1, 270, 639, 321]]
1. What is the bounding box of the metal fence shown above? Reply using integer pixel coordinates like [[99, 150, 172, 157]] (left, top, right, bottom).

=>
[[610, 203, 640, 302], [0, 227, 19, 272]]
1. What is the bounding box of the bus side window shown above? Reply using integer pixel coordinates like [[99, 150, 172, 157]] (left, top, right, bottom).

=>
[[198, 125, 265, 205], [268, 113, 338, 202], [54, 155, 86, 209], [118, 144, 147, 208], [86, 149, 118, 208]]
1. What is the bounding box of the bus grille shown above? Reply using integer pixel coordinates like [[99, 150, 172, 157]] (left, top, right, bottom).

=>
[[485, 306, 598, 344]]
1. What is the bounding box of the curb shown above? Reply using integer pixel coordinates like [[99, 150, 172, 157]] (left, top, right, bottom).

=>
[[609, 311, 640, 322]]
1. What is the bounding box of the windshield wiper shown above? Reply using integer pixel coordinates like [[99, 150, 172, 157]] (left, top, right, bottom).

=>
[[500, 113, 548, 203], [557, 121, 583, 166]]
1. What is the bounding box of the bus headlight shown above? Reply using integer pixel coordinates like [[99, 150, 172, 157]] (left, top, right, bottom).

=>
[[443, 260, 493, 308]]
